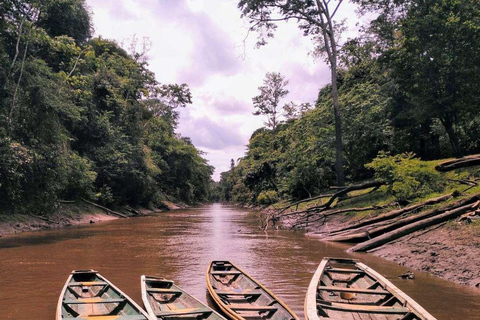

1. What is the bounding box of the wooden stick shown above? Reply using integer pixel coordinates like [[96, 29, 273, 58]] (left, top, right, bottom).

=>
[[80, 198, 128, 218]]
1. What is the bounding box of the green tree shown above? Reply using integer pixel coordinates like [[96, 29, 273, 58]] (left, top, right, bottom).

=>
[[252, 72, 289, 130], [239, 0, 348, 186]]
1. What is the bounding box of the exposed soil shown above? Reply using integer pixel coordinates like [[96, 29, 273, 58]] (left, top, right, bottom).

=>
[[0, 200, 183, 237], [370, 224, 480, 287], [0, 202, 118, 236]]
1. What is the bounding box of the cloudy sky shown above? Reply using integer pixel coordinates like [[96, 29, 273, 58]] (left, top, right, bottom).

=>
[[86, 0, 361, 180]]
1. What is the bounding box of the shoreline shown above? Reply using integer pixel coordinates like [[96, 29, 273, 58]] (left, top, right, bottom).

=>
[[305, 212, 480, 288], [0, 200, 188, 237], [259, 204, 480, 289]]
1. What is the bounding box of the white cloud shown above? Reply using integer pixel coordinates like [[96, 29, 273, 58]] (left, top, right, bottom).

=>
[[86, 0, 362, 180]]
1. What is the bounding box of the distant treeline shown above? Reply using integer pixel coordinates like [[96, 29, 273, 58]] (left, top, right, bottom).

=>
[[0, 0, 213, 215], [218, 0, 480, 204]]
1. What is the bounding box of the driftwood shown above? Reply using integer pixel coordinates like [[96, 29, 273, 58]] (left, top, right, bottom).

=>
[[435, 154, 480, 172], [324, 193, 476, 242], [32, 214, 57, 224], [57, 199, 76, 204], [80, 198, 128, 218], [325, 192, 456, 236], [287, 204, 391, 229], [263, 181, 384, 230], [321, 181, 384, 209], [347, 196, 480, 252]]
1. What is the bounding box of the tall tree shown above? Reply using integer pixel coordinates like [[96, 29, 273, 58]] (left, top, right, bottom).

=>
[[357, 0, 480, 156], [238, 0, 347, 185], [252, 72, 289, 130]]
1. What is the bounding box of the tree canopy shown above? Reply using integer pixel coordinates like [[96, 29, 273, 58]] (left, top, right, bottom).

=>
[[0, 0, 214, 215]]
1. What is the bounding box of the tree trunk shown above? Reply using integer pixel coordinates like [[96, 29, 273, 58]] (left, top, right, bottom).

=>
[[326, 192, 455, 235], [440, 116, 462, 157], [347, 197, 480, 252], [435, 154, 480, 172], [331, 64, 345, 187], [326, 194, 476, 242]]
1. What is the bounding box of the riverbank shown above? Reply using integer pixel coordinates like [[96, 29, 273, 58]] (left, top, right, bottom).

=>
[[262, 178, 480, 288], [370, 222, 480, 287], [0, 200, 187, 237]]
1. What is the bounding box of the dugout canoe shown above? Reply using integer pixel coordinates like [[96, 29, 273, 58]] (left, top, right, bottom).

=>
[[141, 275, 226, 320], [56, 269, 151, 320], [206, 261, 299, 320], [304, 258, 437, 320]]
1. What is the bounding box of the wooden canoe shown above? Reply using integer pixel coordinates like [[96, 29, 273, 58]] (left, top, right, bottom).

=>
[[56, 269, 151, 320], [206, 261, 299, 320], [141, 275, 226, 320], [304, 258, 437, 320]]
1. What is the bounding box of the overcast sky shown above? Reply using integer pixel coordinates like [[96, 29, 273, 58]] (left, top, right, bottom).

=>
[[86, 0, 362, 180]]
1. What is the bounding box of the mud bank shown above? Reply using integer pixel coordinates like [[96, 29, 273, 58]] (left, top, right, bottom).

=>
[[0, 200, 185, 237], [0, 202, 117, 236], [370, 224, 480, 287]]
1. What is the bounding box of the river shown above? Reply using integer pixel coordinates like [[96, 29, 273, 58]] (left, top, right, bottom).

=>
[[0, 204, 479, 319]]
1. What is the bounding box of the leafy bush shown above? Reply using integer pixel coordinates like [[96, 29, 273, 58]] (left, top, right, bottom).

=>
[[257, 190, 279, 205], [366, 152, 444, 203]]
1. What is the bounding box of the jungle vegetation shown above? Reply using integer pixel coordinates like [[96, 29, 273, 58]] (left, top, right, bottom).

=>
[[219, 0, 480, 205], [0, 0, 214, 215]]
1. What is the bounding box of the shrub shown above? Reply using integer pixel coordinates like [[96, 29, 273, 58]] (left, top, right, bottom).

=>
[[366, 152, 444, 203], [257, 190, 279, 205]]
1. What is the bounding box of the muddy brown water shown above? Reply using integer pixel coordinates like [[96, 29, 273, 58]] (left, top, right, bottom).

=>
[[0, 204, 479, 319]]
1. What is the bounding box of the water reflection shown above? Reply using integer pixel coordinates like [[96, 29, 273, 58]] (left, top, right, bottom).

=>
[[0, 204, 479, 319]]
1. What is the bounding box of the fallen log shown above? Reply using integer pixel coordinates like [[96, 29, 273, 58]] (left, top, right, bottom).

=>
[[57, 199, 76, 204], [80, 198, 128, 218], [435, 154, 480, 172], [322, 181, 384, 209], [326, 192, 456, 235], [347, 196, 480, 252], [325, 194, 478, 242], [287, 204, 391, 229]]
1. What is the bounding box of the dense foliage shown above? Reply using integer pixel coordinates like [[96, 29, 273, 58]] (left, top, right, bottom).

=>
[[219, 0, 480, 204], [0, 0, 213, 215]]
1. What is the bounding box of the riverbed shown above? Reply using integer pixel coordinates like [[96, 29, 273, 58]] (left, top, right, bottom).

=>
[[0, 204, 479, 319]]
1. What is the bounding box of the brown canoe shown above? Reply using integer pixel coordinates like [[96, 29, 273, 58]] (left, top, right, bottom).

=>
[[207, 260, 299, 320], [56, 269, 151, 320], [141, 275, 226, 320], [304, 258, 437, 320]]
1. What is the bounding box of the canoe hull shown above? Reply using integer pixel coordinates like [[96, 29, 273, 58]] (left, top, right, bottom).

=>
[[141, 275, 226, 320], [206, 260, 299, 320], [56, 269, 151, 320], [305, 258, 437, 320]]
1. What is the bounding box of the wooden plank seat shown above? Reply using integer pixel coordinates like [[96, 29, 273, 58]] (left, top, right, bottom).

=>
[[155, 307, 212, 317], [146, 288, 182, 295], [215, 290, 262, 296], [64, 316, 146, 320], [318, 286, 390, 295], [229, 306, 278, 312], [324, 268, 364, 274], [63, 316, 146, 320], [63, 298, 125, 304], [317, 302, 410, 314], [70, 281, 109, 287], [145, 279, 174, 285], [211, 271, 242, 275]]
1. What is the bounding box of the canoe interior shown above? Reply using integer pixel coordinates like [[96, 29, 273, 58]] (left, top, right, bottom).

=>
[[316, 258, 425, 320], [207, 261, 298, 320], [142, 275, 224, 320], [59, 269, 148, 320]]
